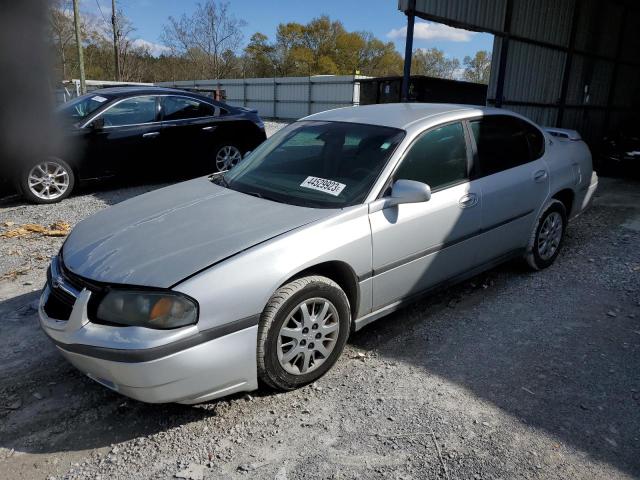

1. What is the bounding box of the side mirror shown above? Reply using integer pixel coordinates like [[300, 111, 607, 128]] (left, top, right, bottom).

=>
[[391, 179, 431, 204], [369, 179, 431, 213], [89, 117, 105, 130]]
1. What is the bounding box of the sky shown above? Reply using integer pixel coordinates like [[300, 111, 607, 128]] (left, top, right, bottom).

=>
[[82, 0, 494, 61]]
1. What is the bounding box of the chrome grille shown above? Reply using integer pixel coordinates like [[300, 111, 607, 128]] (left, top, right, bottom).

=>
[[44, 255, 83, 321]]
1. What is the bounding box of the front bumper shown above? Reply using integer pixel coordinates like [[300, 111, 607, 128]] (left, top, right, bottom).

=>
[[38, 277, 259, 404]]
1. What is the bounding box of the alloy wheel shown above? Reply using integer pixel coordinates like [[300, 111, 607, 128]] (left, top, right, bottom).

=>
[[215, 145, 242, 171], [277, 298, 340, 375], [537, 211, 563, 260], [27, 161, 70, 201]]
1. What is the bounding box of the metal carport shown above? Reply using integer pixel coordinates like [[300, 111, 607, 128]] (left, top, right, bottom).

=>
[[398, 0, 640, 143]]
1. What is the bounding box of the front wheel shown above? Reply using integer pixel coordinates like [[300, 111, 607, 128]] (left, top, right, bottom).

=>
[[257, 276, 351, 391], [525, 200, 567, 270], [19, 158, 75, 204]]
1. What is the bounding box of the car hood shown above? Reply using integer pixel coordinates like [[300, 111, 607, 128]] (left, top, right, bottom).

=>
[[62, 177, 336, 288]]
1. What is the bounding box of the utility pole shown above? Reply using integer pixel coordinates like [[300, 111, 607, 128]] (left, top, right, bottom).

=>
[[111, 0, 121, 81], [72, 0, 86, 94]]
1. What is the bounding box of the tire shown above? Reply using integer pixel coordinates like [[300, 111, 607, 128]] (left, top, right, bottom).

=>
[[525, 200, 567, 270], [19, 158, 75, 204], [257, 275, 351, 391], [213, 143, 244, 172]]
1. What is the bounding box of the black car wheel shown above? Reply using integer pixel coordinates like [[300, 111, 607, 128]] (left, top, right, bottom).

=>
[[19, 158, 75, 204], [214, 144, 243, 172], [257, 275, 351, 391], [525, 200, 567, 270]]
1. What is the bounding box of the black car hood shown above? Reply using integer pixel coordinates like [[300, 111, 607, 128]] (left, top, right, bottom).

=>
[[62, 177, 334, 288]]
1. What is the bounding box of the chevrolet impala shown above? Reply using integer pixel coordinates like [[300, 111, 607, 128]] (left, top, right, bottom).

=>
[[39, 103, 598, 403]]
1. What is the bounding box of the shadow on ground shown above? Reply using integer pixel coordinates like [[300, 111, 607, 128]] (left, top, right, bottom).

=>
[[349, 194, 640, 477]]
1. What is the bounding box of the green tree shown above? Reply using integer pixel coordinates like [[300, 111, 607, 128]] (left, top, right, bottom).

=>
[[243, 32, 275, 77], [463, 50, 492, 84], [412, 48, 460, 80], [244, 16, 403, 78]]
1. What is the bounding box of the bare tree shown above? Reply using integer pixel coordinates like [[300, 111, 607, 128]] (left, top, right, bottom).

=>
[[161, 1, 246, 79], [111, 0, 121, 80], [112, 10, 148, 81], [48, 0, 75, 79]]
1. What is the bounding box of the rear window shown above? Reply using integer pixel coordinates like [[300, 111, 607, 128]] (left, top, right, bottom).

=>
[[162, 96, 216, 120], [470, 115, 544, 176]]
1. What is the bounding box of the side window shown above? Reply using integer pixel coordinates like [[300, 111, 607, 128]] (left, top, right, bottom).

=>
[[522, 120, 545, 159], [100, 96, 157, 127], [394, 122, 468, 191], [162, 96, 215, 121], [470, 115, 542, 176]]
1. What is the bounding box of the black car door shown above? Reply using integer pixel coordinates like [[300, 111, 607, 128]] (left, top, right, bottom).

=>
[[81, 95, 161, 178], [159, 95, 221, 175]]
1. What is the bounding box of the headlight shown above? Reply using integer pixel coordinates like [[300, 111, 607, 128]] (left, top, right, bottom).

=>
[[96, 290, 198, 329]]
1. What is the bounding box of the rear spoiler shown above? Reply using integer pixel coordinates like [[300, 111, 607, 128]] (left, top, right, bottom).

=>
[[237, 106, 259, 114], [544, 127, 582, 141]]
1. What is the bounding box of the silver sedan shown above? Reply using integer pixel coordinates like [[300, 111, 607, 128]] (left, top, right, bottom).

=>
[[39, 103, 598, 403]]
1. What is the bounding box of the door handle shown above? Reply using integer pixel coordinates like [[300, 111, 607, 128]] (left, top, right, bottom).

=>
[[201, 126, 217, 131], [142, 132, 160, 138], [458, 193, 478, 208], [534, 170, 548, 182]]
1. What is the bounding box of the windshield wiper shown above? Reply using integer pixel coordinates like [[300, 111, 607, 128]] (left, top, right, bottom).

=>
[[242, 191, 283, 203], [209, 173, 229, 187]]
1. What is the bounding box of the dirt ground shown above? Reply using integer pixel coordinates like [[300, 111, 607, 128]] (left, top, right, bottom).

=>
[[0, 175, 639, 480]]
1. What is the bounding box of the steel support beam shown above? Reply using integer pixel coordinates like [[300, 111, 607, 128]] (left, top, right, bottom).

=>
[[556, 0, 581, 127], [604, 4, 628, 132], [401, 0, 416, 102], [494, 0, 513, 108]]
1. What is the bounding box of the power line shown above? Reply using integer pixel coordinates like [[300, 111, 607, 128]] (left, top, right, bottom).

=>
[[94, 0, 109, 28]]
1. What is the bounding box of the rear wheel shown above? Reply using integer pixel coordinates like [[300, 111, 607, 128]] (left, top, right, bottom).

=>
[[257, 276, 351, 391], [525, 200, 567, 270], [214, 144, 243, 172], [19, 158, 75, 204]]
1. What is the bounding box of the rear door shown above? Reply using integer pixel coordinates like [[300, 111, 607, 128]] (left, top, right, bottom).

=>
[[159, 95, 221, 174], [83, 95, 161, 178], [369, 121, 483, 309], [469, 115, 549, 263]]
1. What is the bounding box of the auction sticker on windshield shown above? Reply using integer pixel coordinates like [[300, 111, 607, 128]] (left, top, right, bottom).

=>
[[300, 176, 346, 196]]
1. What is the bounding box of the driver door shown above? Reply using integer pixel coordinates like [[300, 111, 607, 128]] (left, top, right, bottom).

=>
[[369, 121, 482, 309], [83, 95, 161, 178]]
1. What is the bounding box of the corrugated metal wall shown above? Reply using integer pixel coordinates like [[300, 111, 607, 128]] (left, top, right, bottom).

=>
[[156, 75, 365, 119], [399, 0, 640, 142]]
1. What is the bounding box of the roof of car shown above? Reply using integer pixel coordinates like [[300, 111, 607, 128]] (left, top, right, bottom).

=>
[[304, 103, 505, 130], [89, 86, 228, 104]]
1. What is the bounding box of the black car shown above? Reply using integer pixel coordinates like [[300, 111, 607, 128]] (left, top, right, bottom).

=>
[[6, 87, 267, 204], [596, 124, 640, 176]]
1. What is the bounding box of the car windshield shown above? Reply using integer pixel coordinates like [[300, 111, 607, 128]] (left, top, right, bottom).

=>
[[221, 120, 405, 208], [57, 93, 113, 123]]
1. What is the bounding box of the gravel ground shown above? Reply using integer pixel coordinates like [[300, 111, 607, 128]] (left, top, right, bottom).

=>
[[0, 171, 639, 480]]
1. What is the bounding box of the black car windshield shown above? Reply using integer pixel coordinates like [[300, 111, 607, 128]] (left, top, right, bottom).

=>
[[57, 93, 113, 123], [222, 121, 405, 208]]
